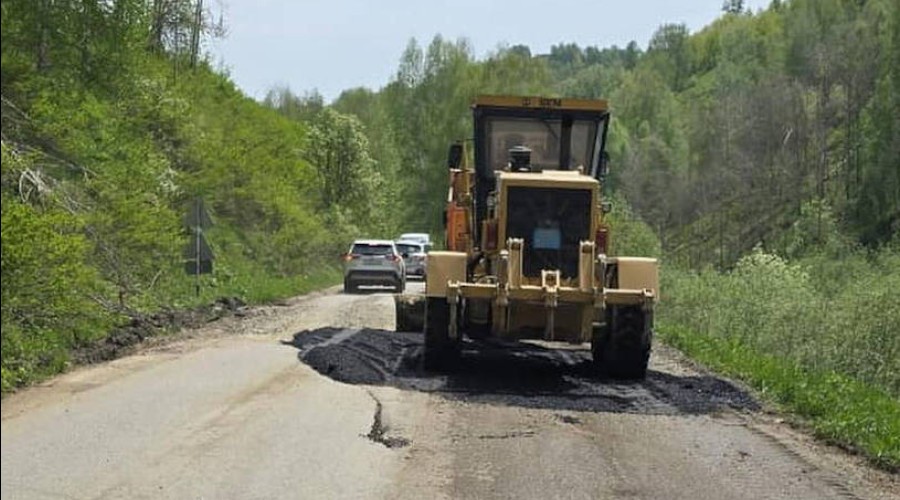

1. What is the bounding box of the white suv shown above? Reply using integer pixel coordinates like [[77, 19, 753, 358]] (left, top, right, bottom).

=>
[[342, 240, 406, 293]]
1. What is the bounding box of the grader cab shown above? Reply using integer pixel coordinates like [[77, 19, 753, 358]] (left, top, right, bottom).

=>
[[415, 96, 658, 378]]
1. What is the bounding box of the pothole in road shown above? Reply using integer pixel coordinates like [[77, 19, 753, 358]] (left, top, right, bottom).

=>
[[286, 327, 760, 416]]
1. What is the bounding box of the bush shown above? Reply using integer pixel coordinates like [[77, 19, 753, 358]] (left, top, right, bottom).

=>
[[1, 192, 112, 390], [663, 247, 899, 396], [604, 192, 662, 257]]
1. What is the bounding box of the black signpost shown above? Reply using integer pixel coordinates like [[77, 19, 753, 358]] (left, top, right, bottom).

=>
[[184, 197, 214, 296]]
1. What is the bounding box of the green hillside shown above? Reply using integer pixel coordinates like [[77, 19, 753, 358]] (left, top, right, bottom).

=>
[[1, 0, 399, 390]]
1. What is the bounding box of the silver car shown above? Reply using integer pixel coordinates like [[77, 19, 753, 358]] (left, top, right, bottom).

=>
[[396, 241, 427, 278], [342, 239, 406, 293], [398, 233, 433, 251]]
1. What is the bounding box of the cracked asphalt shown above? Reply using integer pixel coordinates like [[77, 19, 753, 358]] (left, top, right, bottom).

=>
[[2, 282, 897, 499]]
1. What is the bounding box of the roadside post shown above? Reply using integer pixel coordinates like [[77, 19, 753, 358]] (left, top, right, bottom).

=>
[[184, 197, 214, 297]]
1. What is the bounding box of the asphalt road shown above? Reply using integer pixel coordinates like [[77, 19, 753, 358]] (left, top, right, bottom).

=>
[[2, 282, 896, 499]]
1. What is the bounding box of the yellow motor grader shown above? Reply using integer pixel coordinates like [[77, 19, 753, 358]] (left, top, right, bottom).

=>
[[410, 95, 658, 378]]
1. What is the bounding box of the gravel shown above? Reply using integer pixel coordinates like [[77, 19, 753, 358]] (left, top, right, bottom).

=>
[[287, 327, 760, 416]]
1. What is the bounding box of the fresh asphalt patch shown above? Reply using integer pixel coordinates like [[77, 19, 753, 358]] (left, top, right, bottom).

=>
[[285, 327, 760, 416]]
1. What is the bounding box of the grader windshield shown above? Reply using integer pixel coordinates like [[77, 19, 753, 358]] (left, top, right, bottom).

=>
[[483, 117, 601, 173]]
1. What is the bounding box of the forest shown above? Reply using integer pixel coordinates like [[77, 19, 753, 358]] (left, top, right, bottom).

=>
[[1, 0, 897, 468]]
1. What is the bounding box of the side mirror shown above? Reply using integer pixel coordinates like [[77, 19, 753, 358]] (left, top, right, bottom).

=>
[[598, 151, 610, 179], [601, 201, 613, 214], [448, 143, 463, 170]]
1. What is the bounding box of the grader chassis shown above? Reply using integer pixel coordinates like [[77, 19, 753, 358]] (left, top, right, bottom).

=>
[[401, 95, 659, 379]]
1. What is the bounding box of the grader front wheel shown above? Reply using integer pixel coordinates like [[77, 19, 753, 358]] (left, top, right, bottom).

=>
[[592, 305, 652, 380], [423, 297, 460, 371]]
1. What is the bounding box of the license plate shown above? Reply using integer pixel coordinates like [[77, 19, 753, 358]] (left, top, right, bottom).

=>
[[533, 227, 561, 250], [364, 257, 379, 265]]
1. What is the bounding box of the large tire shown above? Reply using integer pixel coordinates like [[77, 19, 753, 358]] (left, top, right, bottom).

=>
[[424, 297, 459, 371], [395, 301, 410, 332], [343, 278, 355, 294], [395, 295, 425, 333], [592, 306, 651, 380], [463, 299, 492, 340]]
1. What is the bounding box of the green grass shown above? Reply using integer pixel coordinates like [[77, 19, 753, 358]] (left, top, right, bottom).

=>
[[157, 259, 343, 309], [232, 266, 342, 304], [659, 322, 900, 471]]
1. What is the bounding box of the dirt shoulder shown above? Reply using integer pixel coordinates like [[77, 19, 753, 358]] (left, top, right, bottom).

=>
[[68, 286, 342, 364]]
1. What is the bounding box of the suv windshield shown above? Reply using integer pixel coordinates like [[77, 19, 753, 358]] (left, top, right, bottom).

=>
[[485, 117, 600, 172], [396, 243, 421, 255], [399, 234, 429, 244], [351, 243, 393, 256]]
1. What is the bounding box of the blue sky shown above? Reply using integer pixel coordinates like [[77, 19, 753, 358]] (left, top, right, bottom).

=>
[[209, 0, 771, 102]]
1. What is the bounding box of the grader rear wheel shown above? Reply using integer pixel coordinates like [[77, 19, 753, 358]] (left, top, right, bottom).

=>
[[394, 294, 425, 332]]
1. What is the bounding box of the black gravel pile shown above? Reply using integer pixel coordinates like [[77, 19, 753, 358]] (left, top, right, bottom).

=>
[[287, 327, 760, 415], [292, 327, 423, 386]]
